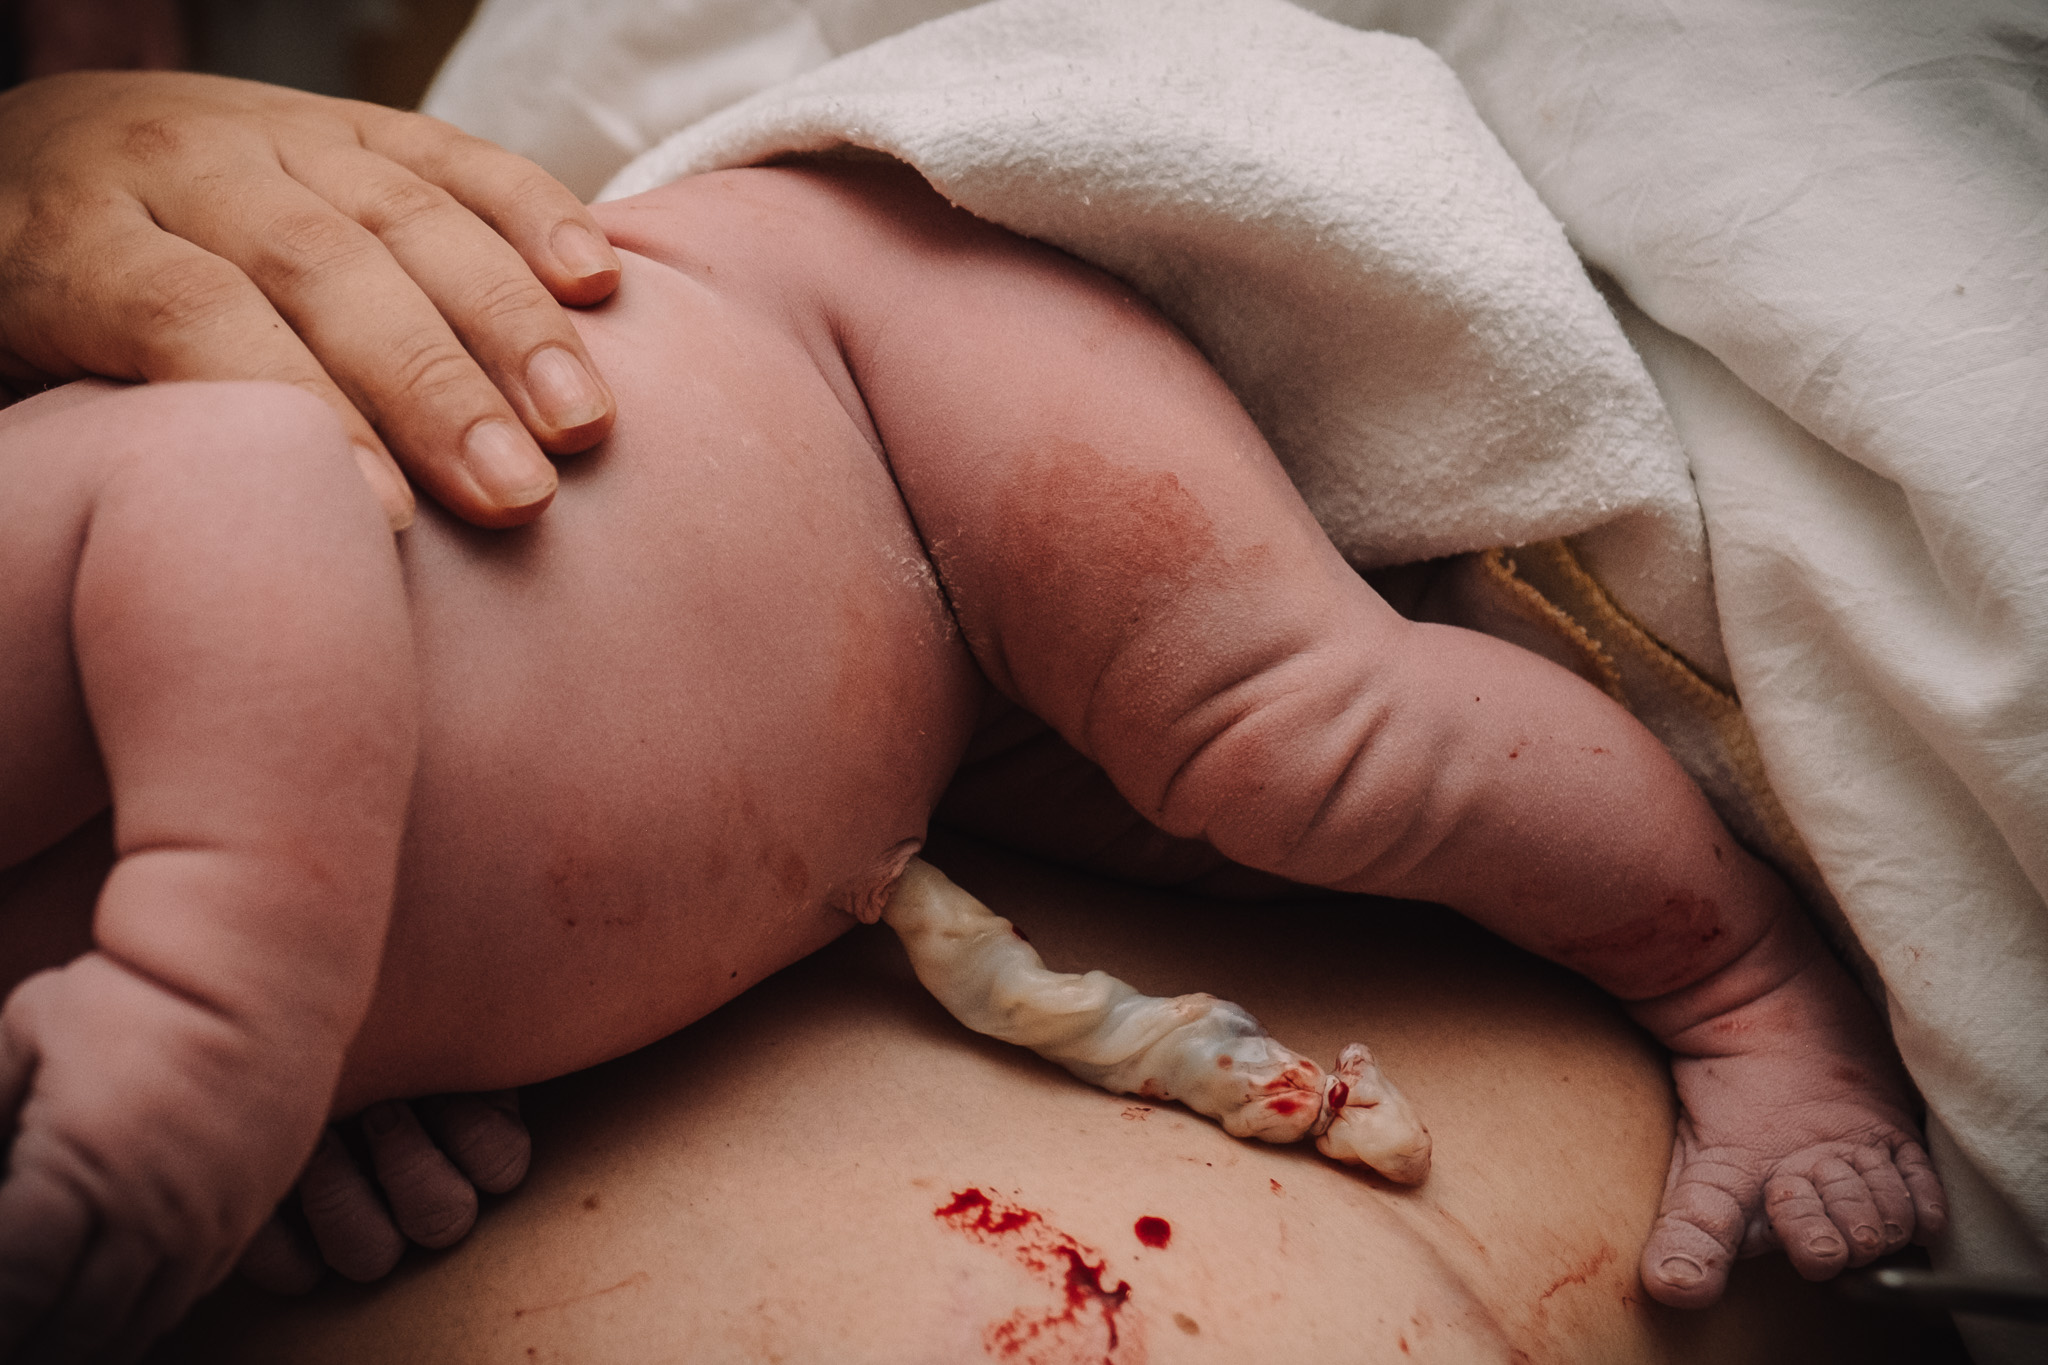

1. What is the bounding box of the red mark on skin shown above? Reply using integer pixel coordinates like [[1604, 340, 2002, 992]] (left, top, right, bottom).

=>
[[1327, 1080, 1349, 1112], [1508, 747, 1520, 759], [1269, 1097, 1302, 1116], [760, 843, 810, 901], [1546, 890, 1729, 996], [1432, 1203, 1489, 1258], [510, 1271, 651, 1319], [1269, 1179, 1284, 1196], [1134, 1217, 1171, 1249], [935, 1189, 1140, 1361], [1536, 1243, 1616, 1304], [1215, 1054, 1232, 1069], [1398, 1339, 1410, 1355]]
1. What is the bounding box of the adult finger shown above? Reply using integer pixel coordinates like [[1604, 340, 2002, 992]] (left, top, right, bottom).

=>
[[358, 1101, 477, 1250], [292, 143, 614, 455], [355, 106, 622, 309], [145, 170, 556, 526], [234, 1213, 323, 1296], [0, 212, 418, 528], [420, 1090, 530, 1194], [295, 1129, 404, 1283]]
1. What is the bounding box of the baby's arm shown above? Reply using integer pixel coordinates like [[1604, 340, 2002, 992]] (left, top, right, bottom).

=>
[[781, 163, 1939, 1307], [0, 382, 415, 1358]]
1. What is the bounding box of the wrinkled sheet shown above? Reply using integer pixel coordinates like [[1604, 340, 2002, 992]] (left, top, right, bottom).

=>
[[426, 1, 2048, 1352]]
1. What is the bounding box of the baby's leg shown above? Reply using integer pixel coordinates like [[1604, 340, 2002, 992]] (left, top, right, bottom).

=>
[[820, 164, 1940, 1308], [0, 382, 415, 1356]]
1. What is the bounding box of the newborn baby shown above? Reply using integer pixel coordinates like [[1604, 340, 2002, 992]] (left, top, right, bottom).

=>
[[0, 160, 1941, 1357]]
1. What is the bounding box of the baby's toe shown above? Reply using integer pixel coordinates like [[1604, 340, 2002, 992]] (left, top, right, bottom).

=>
[[1813, 1155, 1889, 1265], [1766, 1170, 1852, 1279], [1848, 1147, 1916, 1255], [361, 1100, 478, 1250], [1642, 1157, 1750, 1308], [1896, 1142, 1948, 1243]]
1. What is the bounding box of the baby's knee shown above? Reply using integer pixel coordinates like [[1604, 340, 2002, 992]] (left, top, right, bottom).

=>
[[1116, 617, 1465, 885], [74, 382, 391, 558]]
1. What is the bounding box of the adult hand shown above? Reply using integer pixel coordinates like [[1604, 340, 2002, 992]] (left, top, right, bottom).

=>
[[236, 1091, 532, 1293], [0, 71, 621, 529]]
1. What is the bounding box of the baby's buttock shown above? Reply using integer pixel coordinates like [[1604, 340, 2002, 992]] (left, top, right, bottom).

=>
[[341, 251, 982, 1106]]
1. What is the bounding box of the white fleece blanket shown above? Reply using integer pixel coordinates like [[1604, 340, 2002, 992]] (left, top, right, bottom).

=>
[[427, 0, 2048, 1352]]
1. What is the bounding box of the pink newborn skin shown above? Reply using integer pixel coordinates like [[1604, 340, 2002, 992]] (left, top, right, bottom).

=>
[[0, 161, 1938, 1355]]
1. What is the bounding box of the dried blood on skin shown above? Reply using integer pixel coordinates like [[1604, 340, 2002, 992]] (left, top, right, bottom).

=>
[[934, 1188, 1140, 1361], [1535, 1243, 1616, 1305], [1134, 1217, 1171, 1249]]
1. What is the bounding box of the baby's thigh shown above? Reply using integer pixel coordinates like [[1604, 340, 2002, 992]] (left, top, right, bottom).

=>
[[159, 842, 1904, 1365]]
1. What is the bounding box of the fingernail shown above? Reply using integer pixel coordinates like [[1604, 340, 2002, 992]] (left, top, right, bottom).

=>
[[1810, 1234, 1844, 1256], [352, 443, 416, 532], [552, 221, 619, 281], [1852, 1223, 1881, 1248], [361, 1101, 404, 1137], [1658, 1256, 1703, 1287], [526, 346, 609, 432], [1883, 1221, 1905, 1241], [463, 420, 556, 509]]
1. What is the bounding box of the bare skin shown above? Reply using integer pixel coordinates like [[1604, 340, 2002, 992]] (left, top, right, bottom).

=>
[[0, 162, 1939, 1357]]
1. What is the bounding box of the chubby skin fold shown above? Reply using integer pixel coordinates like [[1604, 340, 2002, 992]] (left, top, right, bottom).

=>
[[0, 160, 1937, 1355]]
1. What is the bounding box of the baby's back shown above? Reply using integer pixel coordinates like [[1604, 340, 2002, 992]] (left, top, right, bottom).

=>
[[343, 175, 984, 1106]]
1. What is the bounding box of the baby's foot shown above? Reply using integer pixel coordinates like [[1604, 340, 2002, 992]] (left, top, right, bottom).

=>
[[1640, 954, 1945, 1307]]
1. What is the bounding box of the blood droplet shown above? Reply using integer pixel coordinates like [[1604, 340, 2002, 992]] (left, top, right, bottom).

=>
[[1134, 1216, 1171, 1249], [933, 1188, 1135, 1358]]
